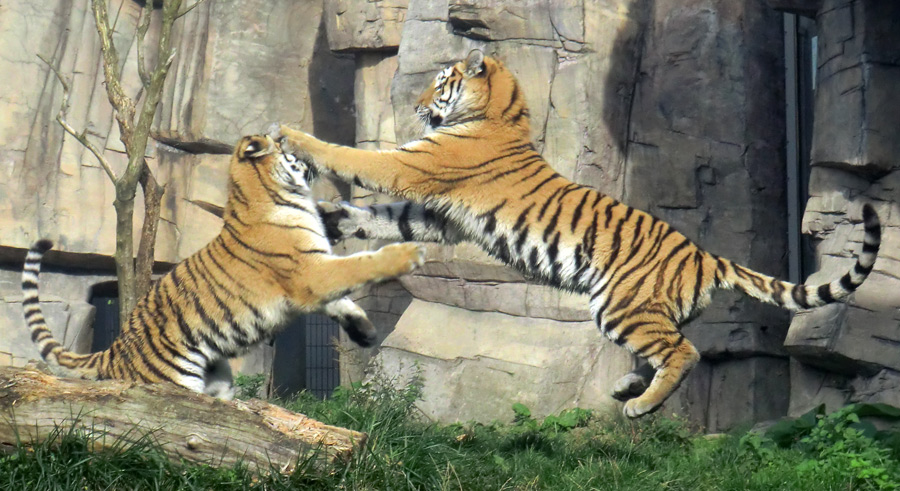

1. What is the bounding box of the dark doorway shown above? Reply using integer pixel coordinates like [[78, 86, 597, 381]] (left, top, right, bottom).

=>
[[271, 314, 342, 399], [89, 281, 120, 352]]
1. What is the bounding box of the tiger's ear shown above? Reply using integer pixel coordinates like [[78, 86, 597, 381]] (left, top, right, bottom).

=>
[[239, 135, 273, 160], [464, 49, 485, 77]]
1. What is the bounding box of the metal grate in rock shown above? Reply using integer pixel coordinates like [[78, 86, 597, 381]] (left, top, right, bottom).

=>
[[302, 314, 341, 399]]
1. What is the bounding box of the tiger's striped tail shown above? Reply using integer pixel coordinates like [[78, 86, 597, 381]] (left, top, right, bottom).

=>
[[716, 204, 880, 311], [22, 240, 99, 378]]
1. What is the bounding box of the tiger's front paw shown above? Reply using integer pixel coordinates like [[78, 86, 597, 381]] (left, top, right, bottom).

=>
[[266, 122, 283, 142], [377, 243, 426, 276], [269, 123, 313, 161]]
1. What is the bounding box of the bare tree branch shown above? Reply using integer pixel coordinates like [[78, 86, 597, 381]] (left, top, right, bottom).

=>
[[64, 0, 195, 324], [120, 1, 179, 197], [41, 1, 205, 326], [91, 0, 136, 144], [38, 54, 118, 184], [91, 0, 140, 323], [177, 0, 209, 19], [136, 0, 154, 88], [111, 0, 183, 322], [109, 0, 127, 37]]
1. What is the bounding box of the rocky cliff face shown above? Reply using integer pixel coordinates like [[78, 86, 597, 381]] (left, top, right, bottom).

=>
[[0, 0, 897, 430]]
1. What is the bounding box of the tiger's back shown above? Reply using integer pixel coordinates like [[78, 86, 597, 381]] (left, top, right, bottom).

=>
[[23, 135, 423, 398]]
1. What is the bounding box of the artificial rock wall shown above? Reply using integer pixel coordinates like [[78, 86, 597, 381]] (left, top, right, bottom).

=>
[[331, 0, 900, 429], [0, 0, 355, 261], [327, 0, 796, 429], [777, 0, 900, 414]]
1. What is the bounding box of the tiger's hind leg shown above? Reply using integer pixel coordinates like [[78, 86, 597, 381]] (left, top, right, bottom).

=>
[[597, 308, 699, 418], [202, 358, 235, 400]]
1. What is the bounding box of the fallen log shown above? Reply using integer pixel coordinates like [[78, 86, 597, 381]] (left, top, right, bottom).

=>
[[0, 365, 365, 473]]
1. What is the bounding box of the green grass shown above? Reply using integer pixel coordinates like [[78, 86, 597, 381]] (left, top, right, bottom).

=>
[[2, 377, 899, 490]]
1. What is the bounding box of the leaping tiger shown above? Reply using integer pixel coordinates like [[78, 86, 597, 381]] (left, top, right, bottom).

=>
[[279, 50, 881, 418], [22, 135, 424, 399]]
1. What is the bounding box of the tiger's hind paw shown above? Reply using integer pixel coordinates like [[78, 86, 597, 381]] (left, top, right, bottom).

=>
[[623, 394, 663, 419], [322, 298, 379, 347], [611, 371, 650, 402], [203, 378, 236, 401]]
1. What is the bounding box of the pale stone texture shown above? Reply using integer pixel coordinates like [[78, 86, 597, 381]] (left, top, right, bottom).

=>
[[788, 359, 851, 415], [707, 357, 790, 431], [375, 300, 632, 422], [339, 280, 414, 385], [0, 0, 353, 261], [809, 1, 900, 172], [789, 362, 900, 417], [157, 0, 356, 149], [324, 0, 408, 52]]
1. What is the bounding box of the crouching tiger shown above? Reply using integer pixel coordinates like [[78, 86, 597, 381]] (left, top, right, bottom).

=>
[[279, 50, 881, 418], [22, 135, 423, 399]]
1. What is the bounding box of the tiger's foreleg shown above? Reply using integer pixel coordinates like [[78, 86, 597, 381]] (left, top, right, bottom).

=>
[[314, 201, 445, 347], [277, 126, 441, 200], [287, 244, 425, 308], [317, 201, 462, 245], [321, 297, 379, 347], [277, 126, 387, 187]]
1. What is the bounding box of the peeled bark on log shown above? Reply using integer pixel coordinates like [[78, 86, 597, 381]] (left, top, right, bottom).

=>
[[0, 366, 366, 473]]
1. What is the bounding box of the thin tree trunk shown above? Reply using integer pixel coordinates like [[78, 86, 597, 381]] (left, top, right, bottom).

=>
[[113, 189, 137, 326], [136, 164, 165, 299], [89, 0, 182, 322]]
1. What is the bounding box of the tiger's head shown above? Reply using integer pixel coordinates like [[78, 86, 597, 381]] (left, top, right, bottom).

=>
[[232, 135, 316, 196], [415, 49, 528, 135]]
